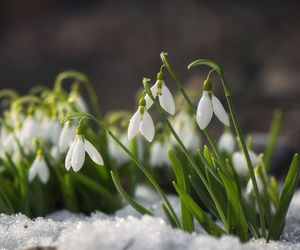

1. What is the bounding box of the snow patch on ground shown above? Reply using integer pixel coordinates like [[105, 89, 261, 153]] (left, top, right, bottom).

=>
[[1, 187, 300, 250]]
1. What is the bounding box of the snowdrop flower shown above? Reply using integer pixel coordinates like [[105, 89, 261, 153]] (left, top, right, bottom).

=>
[[232, 149, 259, 176], [59, 122, 77, 153], [144, 71, 175, 115], [65, 128, 104, 172], [74, 95, 88, 112], [128, 98, 155, 142], [150, 141, 170, 167], [108, 134, 130, 165], [218, 130, 235, 153], [20, 116, 41, 147], [28, 151, 49, 184], [171, 110, 201, 150], [42, 118, 62, 145], [196, 79, 229, 130], [246, 168, 264, 195]]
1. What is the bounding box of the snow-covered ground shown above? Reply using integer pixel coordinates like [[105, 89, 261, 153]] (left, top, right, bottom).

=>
[[1, 186, 300, 250]]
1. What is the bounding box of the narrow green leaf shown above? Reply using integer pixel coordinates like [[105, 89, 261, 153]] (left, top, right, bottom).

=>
[[217, 168, 249, 241], [173, 181, 225, 236], [268, 154, 300, 240], [264, 110, 282, 171], [188, 174, 218, 217], [161, 203, 177, 228], [168, 149, 194, 232], [71, 171, 115, 203], [63, 174, 78, 212], [111, 170, 154, 216]]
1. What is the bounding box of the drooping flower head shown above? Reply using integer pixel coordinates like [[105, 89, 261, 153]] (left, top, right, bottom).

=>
[[128, 97, 155, 142], [218, 128, 235, 154], [59, 121, 77, 153], [144, 70, 175, 115], [246, 167, 264, 195], [170, 110, 201, 150], [196, 79, 230, 130], [28, 149, 50, 184], [232, 149, 259, 176], [65, 126, 104, 172]]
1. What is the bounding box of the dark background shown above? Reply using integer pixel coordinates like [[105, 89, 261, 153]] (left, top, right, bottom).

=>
[[0, 0, 299, 152]]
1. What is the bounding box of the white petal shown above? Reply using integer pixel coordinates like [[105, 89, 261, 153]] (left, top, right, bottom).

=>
[[196, 91, 213, 130], [218, 132, 235, 153], [75, 95, 88, 112], [232, 152, 249, 176], [28, 158, 40, 182], [128, 110, 141, 140], [59, 123, 76, 153], [65, 139, 76, 170], [249, 150, 259, 167], [85, 139, 104, 165], [37, 159, 50, 184], [140, 110, 155, 142], [232, 150, 258, 176], [145, 83, 158, 109], [246, 174, 263, 195], [212, 94, 230, 126], [71, 136, 85, 172], [159, 83, 175, 115]]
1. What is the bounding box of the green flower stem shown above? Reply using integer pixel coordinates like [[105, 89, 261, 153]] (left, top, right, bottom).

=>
[[54, 70, 102, 117], [159, 52, 225, 168], [188, 59, 266, 238], [62, 112, 181, 228], [143, 79, 229, 232]]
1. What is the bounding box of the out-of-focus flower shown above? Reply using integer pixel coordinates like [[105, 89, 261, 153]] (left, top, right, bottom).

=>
[[232, 149, 259, 176]]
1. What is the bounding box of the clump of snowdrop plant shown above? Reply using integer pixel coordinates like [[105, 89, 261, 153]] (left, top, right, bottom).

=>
[[0, 71, 128, 217], [0, 53, 299, 244], [62, 52, 299, 243]]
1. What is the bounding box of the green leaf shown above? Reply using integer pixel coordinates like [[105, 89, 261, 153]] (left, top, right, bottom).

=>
[[0, 188, 14, 214], [161, 203, 177, 228], [188, 174, 218, 217], [217, 168, 249, 241], [63, 174, 78, 212], [173, 181, 225, 236], [168, 149, 194, 232], [264, 110, 282, 171], [71, 171, 116, 205], [111, 170, 154, 216], [268, 154, 300, 241]]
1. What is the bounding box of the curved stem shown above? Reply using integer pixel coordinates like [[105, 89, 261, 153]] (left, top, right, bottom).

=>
[[55, 70, 101, 117], [62, 112, 181, 228]]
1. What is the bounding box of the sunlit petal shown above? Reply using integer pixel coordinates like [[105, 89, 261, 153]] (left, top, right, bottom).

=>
[[128, 110, 141, 140], [159, 83, 175, 115], [71, 136, 85, 172], [212, 94, 230, 126], [140, 110, 155, 142], [196, 91, 213, 130], [65, 139, 76, 171], [85, 139, 104, 165], [145, 82, 158, 109]]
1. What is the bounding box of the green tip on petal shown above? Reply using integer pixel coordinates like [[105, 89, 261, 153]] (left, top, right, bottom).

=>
[[157, 71, 164, 80], [139, 98, 146, 107], [203, 79, 212, 91]]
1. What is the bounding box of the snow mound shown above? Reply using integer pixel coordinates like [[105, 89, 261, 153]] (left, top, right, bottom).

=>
[[1, 187, 300, 250]]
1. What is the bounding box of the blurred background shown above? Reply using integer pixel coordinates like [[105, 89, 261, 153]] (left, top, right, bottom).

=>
[[0, 0, 299, 162]]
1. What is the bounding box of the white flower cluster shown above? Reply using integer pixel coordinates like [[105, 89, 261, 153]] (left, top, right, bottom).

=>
[[0, 86, 92, 184]]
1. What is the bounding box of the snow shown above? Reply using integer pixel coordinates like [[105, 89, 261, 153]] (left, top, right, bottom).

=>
[[1, 187, 300, 250]]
